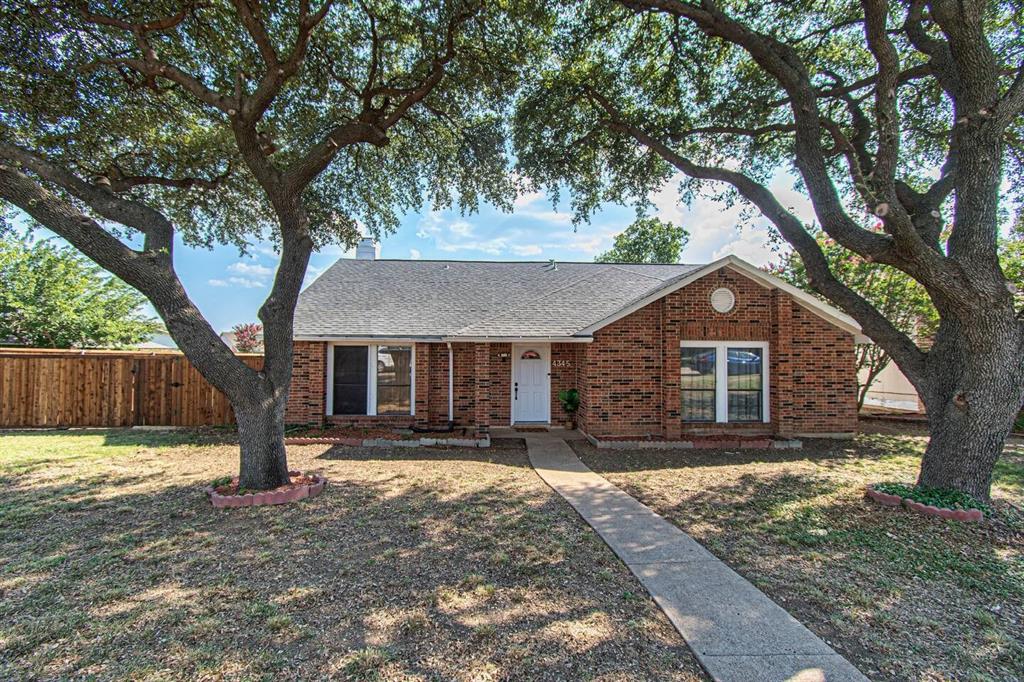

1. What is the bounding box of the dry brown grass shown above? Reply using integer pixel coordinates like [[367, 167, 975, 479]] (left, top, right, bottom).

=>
[[572, 425, 1024, 682], [0, 430, 705, 681]]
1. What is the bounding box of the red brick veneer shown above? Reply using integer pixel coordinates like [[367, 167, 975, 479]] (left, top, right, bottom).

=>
[[286, 267, 857, 437], [579, 267, 857, 439], [285, 341, 327, 426]]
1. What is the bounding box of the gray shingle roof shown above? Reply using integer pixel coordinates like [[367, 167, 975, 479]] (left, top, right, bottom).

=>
[[294, 259, 704, 339]]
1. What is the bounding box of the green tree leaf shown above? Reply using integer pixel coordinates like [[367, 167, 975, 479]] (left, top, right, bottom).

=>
[[595, 216, 688, 263], [0, 234, 160, 348]]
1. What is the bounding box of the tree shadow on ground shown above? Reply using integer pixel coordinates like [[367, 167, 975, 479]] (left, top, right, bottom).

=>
[[573, 438, 1024, 682], [0, 437, 704, 681]]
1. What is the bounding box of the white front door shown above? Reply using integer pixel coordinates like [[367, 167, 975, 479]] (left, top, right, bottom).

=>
[[512, 344, 550, 423]]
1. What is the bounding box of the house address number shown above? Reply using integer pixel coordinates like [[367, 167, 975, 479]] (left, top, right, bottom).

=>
[[552, 359, 573, 368]]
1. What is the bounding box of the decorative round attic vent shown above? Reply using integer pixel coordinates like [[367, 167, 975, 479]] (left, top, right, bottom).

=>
[[710, 287, 736, 314]]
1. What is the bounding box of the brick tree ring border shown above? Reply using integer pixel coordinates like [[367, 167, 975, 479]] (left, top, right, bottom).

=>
[[205, 471, 326, 509], [865, 485, 985, 522]]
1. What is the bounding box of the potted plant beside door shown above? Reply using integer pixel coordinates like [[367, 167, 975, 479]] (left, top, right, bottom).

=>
[[558, 389, 580, 430]]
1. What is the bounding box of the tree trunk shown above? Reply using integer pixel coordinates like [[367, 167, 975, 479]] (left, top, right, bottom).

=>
[[915, 316, 1024, 502], [234, 387, 291, 490]]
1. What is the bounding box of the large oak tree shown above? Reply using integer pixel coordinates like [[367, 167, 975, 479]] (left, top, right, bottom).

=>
[[0, 0, 543, 488], [516, 0, 1024, 500]]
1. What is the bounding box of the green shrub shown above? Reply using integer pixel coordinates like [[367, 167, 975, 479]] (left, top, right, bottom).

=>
[[873, 482, 991, 514], [558, 388, 580, 415]]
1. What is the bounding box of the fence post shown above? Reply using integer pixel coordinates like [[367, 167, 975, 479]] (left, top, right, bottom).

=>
[[131, 358, 143, 427]]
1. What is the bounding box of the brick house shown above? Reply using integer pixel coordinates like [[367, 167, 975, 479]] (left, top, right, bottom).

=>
[[287, 242, 865, 441]]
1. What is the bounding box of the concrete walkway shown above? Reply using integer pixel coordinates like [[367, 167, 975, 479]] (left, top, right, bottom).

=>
[[525, 432, 868, 682]]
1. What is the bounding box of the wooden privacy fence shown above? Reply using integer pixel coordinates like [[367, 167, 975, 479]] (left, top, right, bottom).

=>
[[0, 348, 263, 428]]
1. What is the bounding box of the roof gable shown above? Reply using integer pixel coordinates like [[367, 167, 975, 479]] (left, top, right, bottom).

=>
[[576, 256, 866, 340]]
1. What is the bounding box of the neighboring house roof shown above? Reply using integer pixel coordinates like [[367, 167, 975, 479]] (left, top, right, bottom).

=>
[[294, 255, 866, 342], [135, 333, 177, 349]]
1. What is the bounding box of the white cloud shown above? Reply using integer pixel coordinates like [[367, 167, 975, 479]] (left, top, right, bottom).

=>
[[712, 230, 775, 267], [228, 276, 265, 289], [208, 278, 228, 287], [449, 220, 473, 236], [510, 244, 543, 256], [648, 172, 806, 265], [415, 213, 444, 240], [253, 243, 279, 257], [517, 208, 574, 225], [513, 188, 545, 209], [436, 236, 509, 255], [229, 261, 274, 277], [409, 248, 422, 260]]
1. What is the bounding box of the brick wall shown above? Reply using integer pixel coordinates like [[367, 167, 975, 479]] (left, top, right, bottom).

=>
[[581, 267, 858, 438], [786, 305, 858, 434], [285, 341, 327, 426], [583, 301, 665, 438], [550, 343, 583, 426], [489, 344, 512, 425]]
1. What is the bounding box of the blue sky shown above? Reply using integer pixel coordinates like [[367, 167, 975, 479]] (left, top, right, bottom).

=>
[[21, 173, 816, 334]]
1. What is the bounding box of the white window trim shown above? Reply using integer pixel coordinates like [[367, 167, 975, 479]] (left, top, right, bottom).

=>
[[680, 340, 769, 424], [325, 342, 415, 417]]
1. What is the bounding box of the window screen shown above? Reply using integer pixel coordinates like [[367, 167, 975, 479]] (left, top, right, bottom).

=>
[[680, 347, 716, 421], [333, 346, 368, 415], [376, 346, 412, 414], [727, 348, 763, 422]]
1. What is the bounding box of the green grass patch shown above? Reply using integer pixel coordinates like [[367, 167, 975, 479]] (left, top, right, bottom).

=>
[[872, 482, 991, 513]]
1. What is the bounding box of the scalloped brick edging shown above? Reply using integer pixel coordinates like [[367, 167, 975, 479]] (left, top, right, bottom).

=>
[[283, 435, 490, 448], [865, 487, 903, 507], [205, 473, 326, 509], [865, 486, 984, 522]]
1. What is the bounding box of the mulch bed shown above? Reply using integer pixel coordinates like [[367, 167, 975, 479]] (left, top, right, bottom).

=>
[[287, 427, 418, 440]]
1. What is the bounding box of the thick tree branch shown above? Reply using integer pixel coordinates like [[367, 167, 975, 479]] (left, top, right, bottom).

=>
[[80, 4, 237, 114], [104, 162, 233, 193], [598, 116, 928, 382], [79, 2, 200, 34], [231, 0, 279, 66], [283, 119, 389, 192], [357, 0, 381, 109], [0, 143, 174, 254], [765, 63, 932, 109], [284, 2, 479, 191], [378, 3, 478, 129], [243, 0, 338, 121], [862, 0, 902, 186], [0, 160, 255, 397], [617, 0, 955, 291]]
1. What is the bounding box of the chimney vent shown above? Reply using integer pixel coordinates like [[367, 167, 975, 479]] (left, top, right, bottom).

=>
[[355, 237, 378, 260]]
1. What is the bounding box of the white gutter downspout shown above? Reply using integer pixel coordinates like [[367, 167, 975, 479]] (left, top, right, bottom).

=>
[[446, 342, 454, 423]]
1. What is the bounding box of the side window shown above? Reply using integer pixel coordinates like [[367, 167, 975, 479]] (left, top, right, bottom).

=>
[[333, 346, 368, 415], [680, 347, 716, 421]]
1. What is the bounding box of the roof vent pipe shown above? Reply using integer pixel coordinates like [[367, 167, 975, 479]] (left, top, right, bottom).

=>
[[355, 237, 378, 260]]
